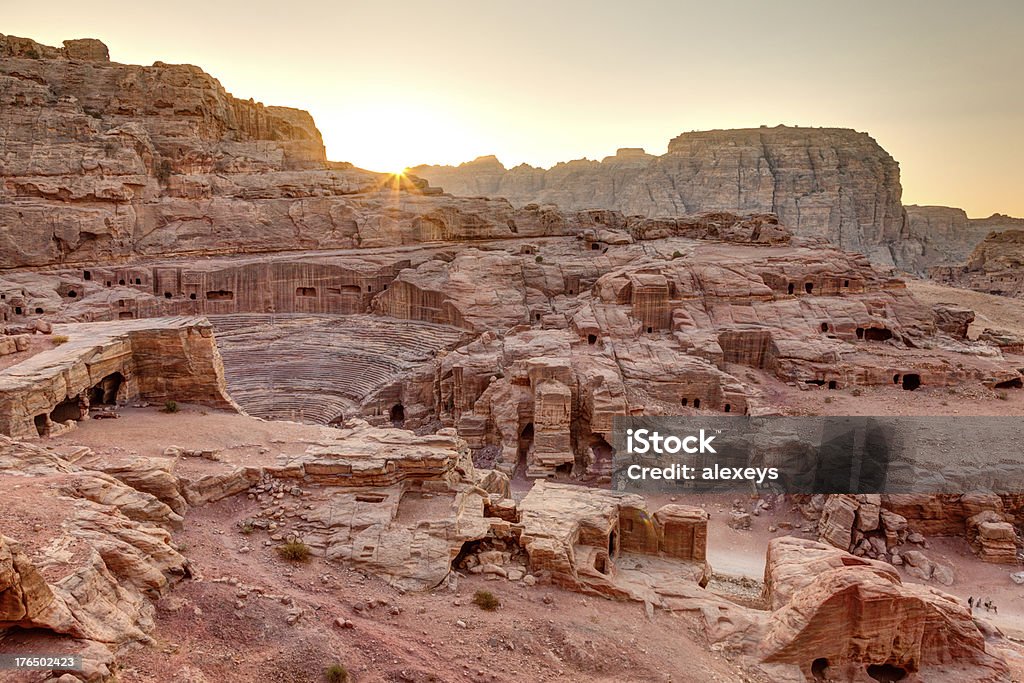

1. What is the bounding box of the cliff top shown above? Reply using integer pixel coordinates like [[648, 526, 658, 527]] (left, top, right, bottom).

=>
[[1, 33, 109, 61]]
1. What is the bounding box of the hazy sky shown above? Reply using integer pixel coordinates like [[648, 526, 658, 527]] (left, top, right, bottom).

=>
[[6, 1, 1023, 216]]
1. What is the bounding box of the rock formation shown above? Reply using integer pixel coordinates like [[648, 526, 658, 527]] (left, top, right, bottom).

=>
[[814, 494, 1022, 567], [759, 537, 1009, 682], [0, 436, 190, 680], [902, 206, 1024, 273], [414, 127, 909, 265], [931, 230, 1024, 299], [2, 32, 1023, 683], [0, 317, 234, 439]]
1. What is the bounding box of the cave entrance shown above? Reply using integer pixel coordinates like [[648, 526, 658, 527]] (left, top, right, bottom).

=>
[[608, 527, 618, 558], [866, 663, 908, 682], [692, 398, 701, 409], [864, 327, 893, 341], [995, 377, 1023, 389], [589, 434, 612, 471], [901, 374, 921, 391], [856, 327, 865, 339], [555, 461, 573, 477], [34, 414, 47, 437], [49, 397, 82, 424], [804, 282, 814, 294], [389, 403, 405, 427], [88, 372, 123, 406], [587, 334, 597, 345], [517, 422, 534, 476], [811, 658, 829, 681], [787, 283, 795, 295]]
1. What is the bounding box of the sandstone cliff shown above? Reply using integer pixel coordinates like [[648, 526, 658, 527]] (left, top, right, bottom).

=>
[[931, 229, 1024, 299], [0, 34, 385, 269], [413, 127, 908, 265], [902, 206, 1024, 273]]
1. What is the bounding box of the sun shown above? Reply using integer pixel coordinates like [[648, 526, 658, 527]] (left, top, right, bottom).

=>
[[316, 101, 491, 174]]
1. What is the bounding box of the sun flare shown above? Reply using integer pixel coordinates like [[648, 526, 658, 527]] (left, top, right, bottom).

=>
[[315, 101, 491, 175]]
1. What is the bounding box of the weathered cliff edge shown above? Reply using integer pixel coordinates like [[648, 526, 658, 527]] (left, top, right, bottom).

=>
[[414, 128, 909, 266]]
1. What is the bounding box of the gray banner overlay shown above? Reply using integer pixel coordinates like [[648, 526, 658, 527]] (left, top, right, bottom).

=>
[[0, 654, 84, 671], [611, 416, 1024, 494]]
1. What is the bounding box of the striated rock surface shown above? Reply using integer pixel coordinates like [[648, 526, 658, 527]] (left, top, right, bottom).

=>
[[0, 435, 190, 680], [903, 206, 1024, 273], [760, 537, 1009, 682], [0, 317, 236, 439], [931, 230, 1024, 299], [414, 127, 908, 265]]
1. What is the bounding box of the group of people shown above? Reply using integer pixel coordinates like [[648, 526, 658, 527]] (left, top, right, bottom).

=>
[[968, 596, 998, 614]]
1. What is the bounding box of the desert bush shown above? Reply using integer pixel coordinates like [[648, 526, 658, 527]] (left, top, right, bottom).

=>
[[51, 334, 69, 345], [850, 388, 863, 397], [323, 663, 349, 683], [162, 400, 179, 413], [277, 540, 312, 562], [472, 589, 500, 611]]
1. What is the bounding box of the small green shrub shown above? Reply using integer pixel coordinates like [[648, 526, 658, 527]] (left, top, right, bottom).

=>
[[472, 589, 500, 611], [824, 396, 833, 404], [51, 334, 69, 345], [850, 388, 863, 397], [324, 663, 349, 683], [535, 255, 543, 263], [162, 400, 179, 413], [997, 391, 1009, 401], [672, 250, 683, 259], [240, 521, 255, 535], [277, 540, 311, 563]]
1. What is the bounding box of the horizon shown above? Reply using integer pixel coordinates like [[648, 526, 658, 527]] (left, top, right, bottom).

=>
[[5, 0, 1023, 218]]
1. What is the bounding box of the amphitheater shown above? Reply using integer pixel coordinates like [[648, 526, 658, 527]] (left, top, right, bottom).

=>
[[210, 313, 467, 424]]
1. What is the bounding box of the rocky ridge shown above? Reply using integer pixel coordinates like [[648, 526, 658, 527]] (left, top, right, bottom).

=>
[[413, 127, 909, 266]]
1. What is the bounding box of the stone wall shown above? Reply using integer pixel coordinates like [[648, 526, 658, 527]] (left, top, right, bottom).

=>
[[0, 317, 234, 438]]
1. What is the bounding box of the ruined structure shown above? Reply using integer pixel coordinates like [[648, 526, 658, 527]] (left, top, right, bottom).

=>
[[813, 493, 1022, 569], [0, 317, 233, 439]]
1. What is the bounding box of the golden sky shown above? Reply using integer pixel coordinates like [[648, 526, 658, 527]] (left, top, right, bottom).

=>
[[6, 0, 1023, 217]]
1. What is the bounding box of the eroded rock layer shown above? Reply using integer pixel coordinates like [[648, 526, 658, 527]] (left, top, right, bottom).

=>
[[931, 230, 1024, 299], [413, 127, 908, 265]]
